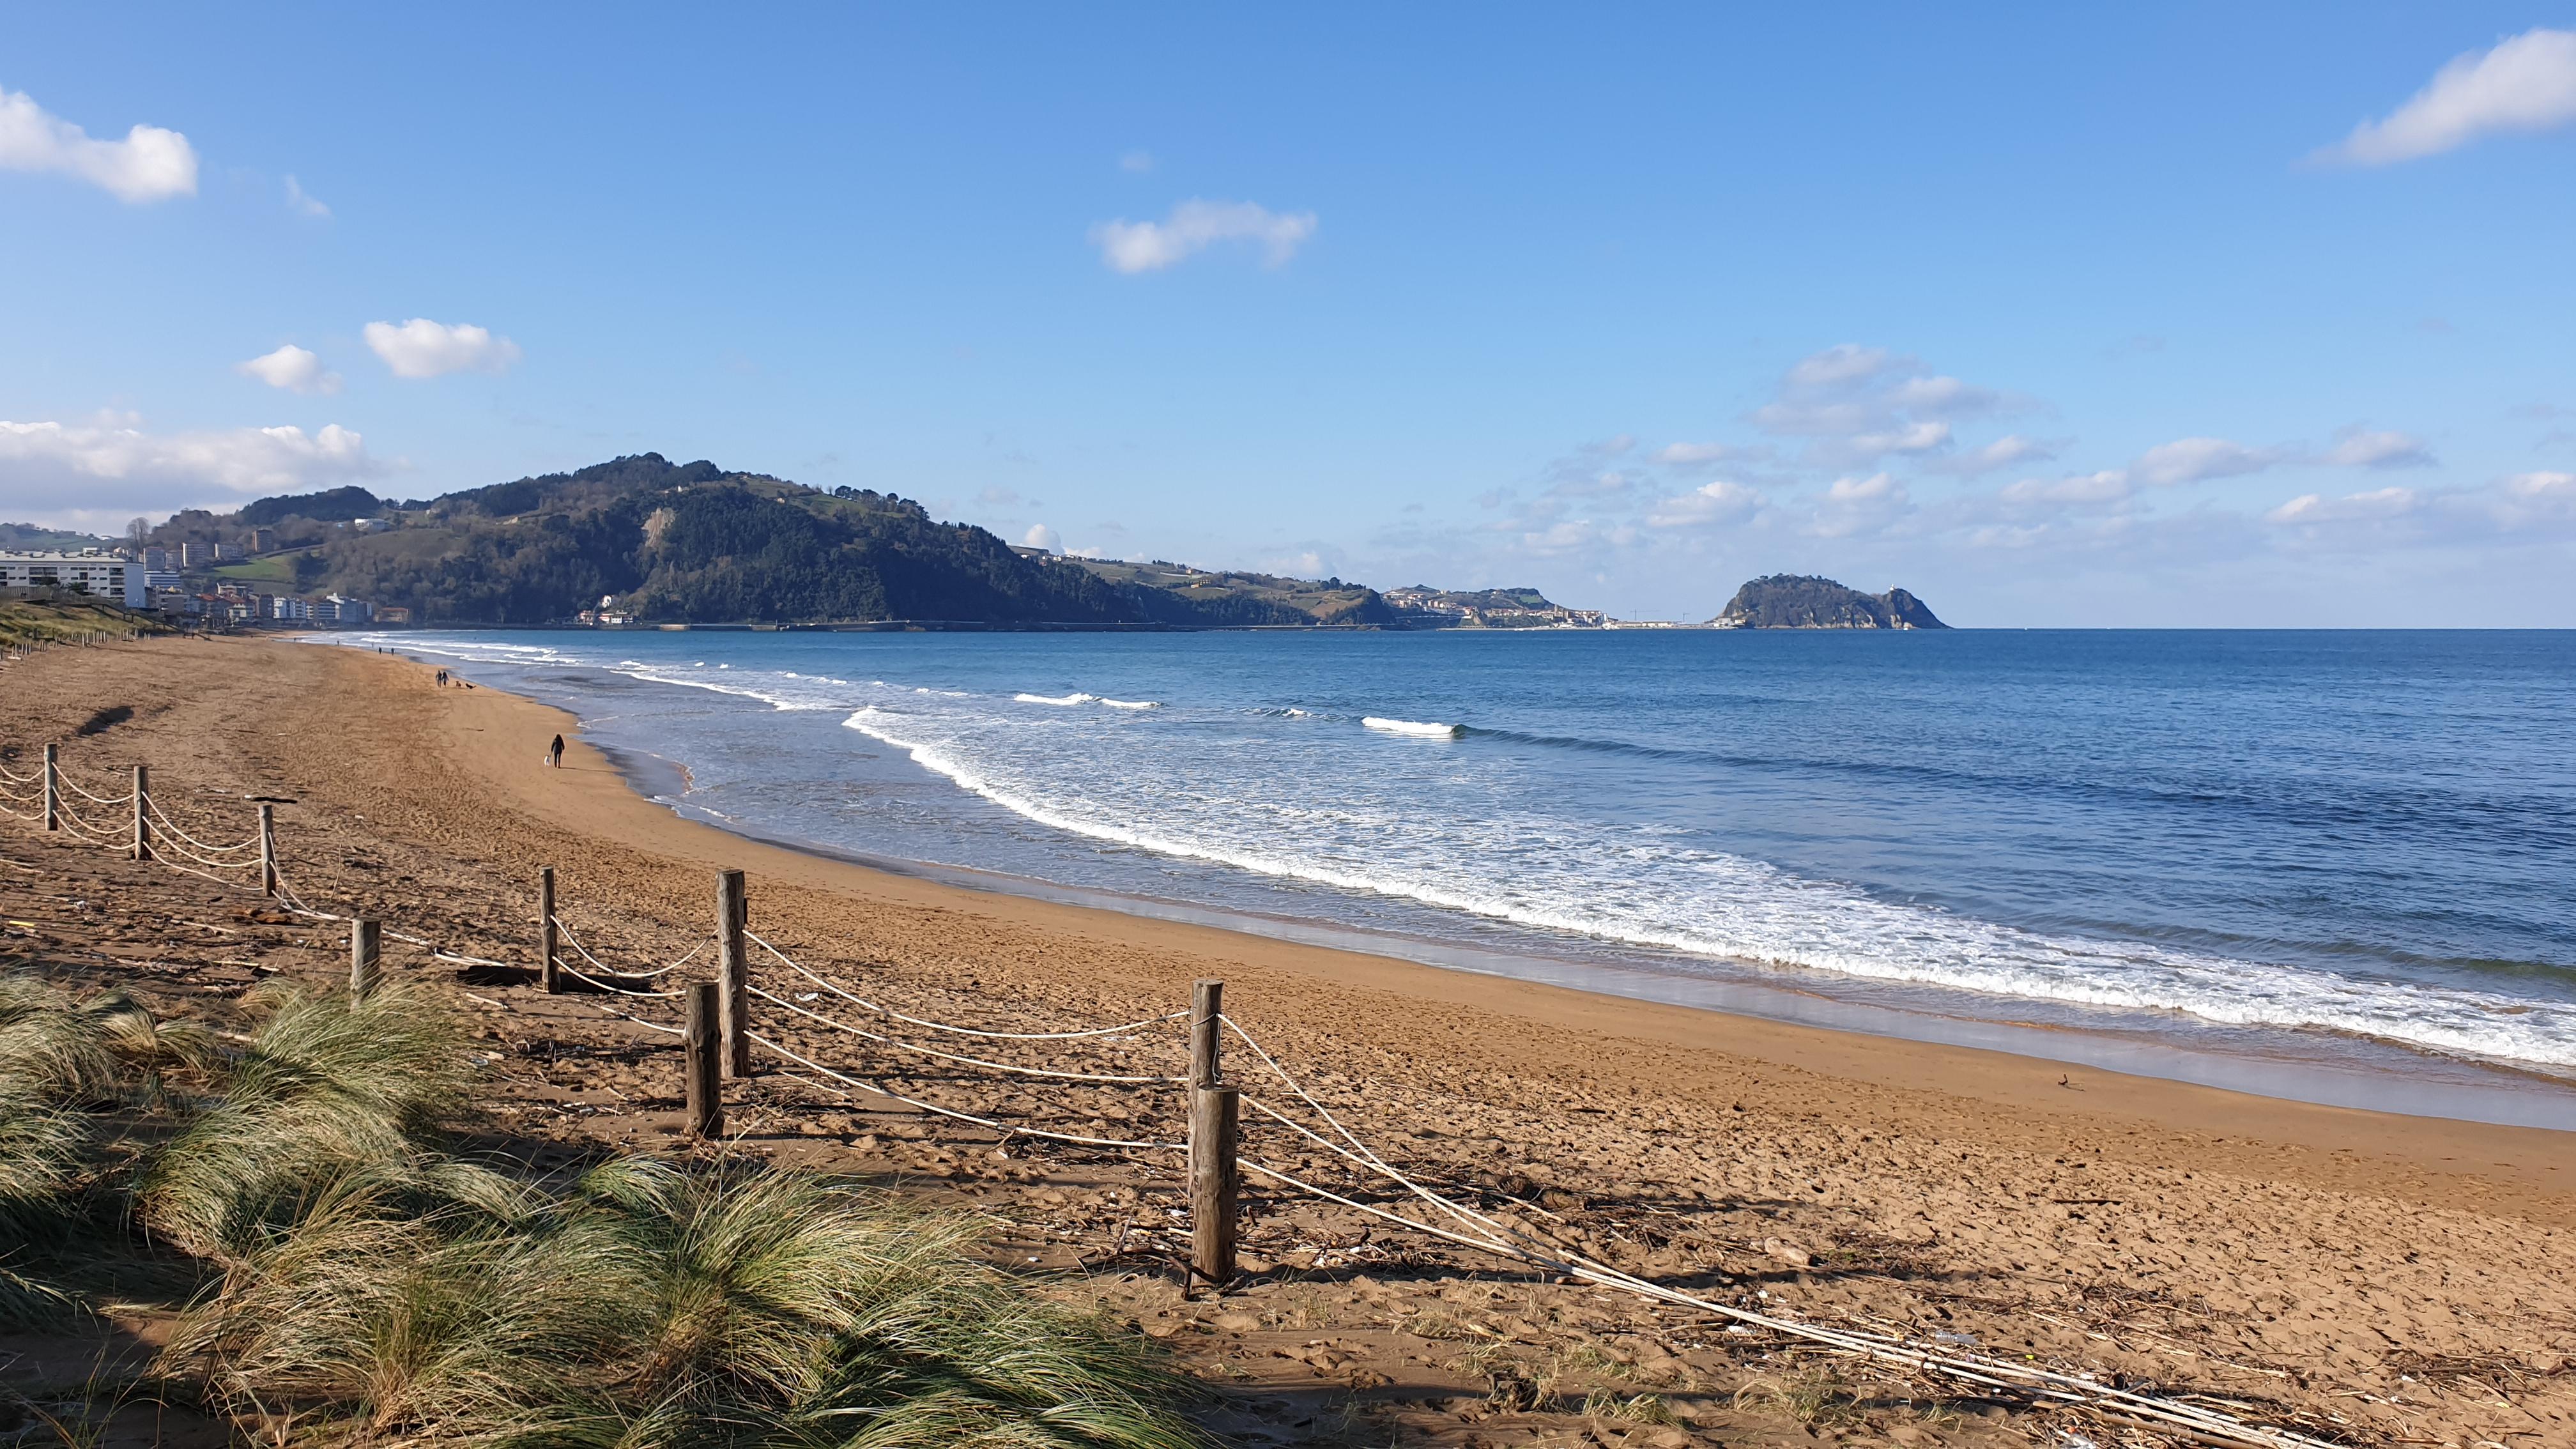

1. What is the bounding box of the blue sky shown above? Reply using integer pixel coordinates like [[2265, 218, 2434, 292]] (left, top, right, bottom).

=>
[[4, 4, 2572, 625]]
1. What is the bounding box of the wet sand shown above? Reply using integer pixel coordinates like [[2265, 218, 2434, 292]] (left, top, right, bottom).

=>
[[4, 633, 2572, 1449]]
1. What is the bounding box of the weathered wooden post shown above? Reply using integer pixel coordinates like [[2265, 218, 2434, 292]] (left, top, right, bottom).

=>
[[716, 869, 749, 1078], [130, 765, 150, 861], [41, 744, 58, 832], [256, 804, 278, 897], [539, 866, 560, 993], [349, 919, 381, 999], [685, 980, 723, 1138], [1189, 979, 1238, 1285]]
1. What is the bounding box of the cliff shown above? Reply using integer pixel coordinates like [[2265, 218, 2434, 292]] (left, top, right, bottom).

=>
[[1712, 574, 1947, 629]]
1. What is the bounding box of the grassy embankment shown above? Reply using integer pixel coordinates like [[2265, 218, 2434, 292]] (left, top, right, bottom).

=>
[[0, 597, 167, 653], [1, 972, 1204, 1448]]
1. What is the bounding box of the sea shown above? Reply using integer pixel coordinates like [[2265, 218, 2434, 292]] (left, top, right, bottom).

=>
[[343, 627, 2576, 1129]]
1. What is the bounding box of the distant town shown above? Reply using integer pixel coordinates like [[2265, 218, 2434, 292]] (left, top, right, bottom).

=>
[[0, 533, 406, 631]]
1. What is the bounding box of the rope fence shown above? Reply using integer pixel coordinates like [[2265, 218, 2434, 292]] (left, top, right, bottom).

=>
[[0, 738, 2345, 1449]]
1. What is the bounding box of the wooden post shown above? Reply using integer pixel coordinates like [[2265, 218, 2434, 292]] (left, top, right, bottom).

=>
[[539, 866, 560, 993], [1188, 979, 1236, 1285], [130, 765, 150, 861], [41, 744, 58, 832], [716, 869, 749, 1078], [257, 804, 277, 897], [685, 980, 723, 1138], [1192, 1085, 1241, 1286], [349, 918, 381, 999], [1190, 979, 1223, 1088]]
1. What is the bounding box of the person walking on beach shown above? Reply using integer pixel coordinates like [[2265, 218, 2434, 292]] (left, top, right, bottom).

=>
[[549, 733, 565, 769]]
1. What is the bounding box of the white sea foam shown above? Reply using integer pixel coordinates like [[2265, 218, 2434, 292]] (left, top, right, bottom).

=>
[[1016, 692, 1097, 706], [839, 702, 2576, 1069], [1099, 697, 1161, 710], [1363, 716, 1462, 738]]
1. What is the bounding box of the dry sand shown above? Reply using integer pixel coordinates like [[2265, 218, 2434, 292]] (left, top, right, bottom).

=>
[[3, 633, 2571, 1449]]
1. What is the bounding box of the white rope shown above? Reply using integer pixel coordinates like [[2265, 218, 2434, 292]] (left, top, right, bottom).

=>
[[1214, 1014, 2337, 1448], [1231, 1157, 2327, 1449], [378, 926, 514, 970], [553, 915, 699, 986], [556, 954, 689, 999], [748, 1032, 1181, 1151], [141, 792, 261, 857], [135, 823, 262, 872], [748, 983, 1179, 1085], [747, 930, 1188, 1041], [50, 795, 127, 842], [57, 774, 132, 807], [0, 761, 38, 785], [593, 1000, 686, 1036]]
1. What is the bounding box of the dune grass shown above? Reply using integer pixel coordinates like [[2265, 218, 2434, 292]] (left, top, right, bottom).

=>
[[0, 970, 1206, 1448]]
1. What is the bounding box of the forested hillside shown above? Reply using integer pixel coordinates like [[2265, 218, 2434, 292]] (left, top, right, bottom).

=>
[[193, 456, 1350, 627]]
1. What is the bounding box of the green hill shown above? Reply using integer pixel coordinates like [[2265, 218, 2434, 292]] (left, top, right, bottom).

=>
[[1712, 574, 1947, 629], [171, 455, 1376, 628]]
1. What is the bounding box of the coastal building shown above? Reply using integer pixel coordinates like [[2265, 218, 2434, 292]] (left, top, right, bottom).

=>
[[269, 595, 312, 622], [0, 552, 147, 606], [250, 527, 277, 552], [317, 595, 374, 624]]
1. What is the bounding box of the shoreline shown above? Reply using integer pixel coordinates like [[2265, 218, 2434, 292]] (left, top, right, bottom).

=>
[[377, 634, 2576, 1133], [362, 639, 2575, 1197]]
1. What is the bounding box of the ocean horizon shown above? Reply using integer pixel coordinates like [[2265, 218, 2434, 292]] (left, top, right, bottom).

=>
[[346, 625, 2576, 1128]]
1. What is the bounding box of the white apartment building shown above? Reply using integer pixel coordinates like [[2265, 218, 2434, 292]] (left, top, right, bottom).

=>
[[0, 553, 147, 606]]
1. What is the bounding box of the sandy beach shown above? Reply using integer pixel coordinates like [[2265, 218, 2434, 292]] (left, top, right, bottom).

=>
[[4, 633, 2571, 1449]]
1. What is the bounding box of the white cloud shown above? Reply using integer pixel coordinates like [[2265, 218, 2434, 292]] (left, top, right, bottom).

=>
[[2320, 427, 2434, 469], [364, 318, 522, 378], [1927, 434, 2055, 477], [1091, 199, 1317, 273], [2266, 486, 2421, 525], [1119, 150, 1156, 172], [0, 415, 381, 524], [0, 86, 196, 203], [236, 344, 342, 395], [2320, 27, 2576, 165], [1846, 420, 1951, 456], [2000, 470, 2132, 505], [1751, 343, 2020, 466], [1784, 344, 1892, 390], [1827, 472, 1899, 502], [1645, 479, 1762, 528], [2130, 436, 2279, 487], [285, 174, 329, 218], [1023, 524, 1062, 553], [1653, 441, 1752, 465], [1808, 472, 1913, 538]]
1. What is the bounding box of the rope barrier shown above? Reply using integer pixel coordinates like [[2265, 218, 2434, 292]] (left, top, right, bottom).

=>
[[140, 792, 262, 858], [749, 1032, 1181, 1151], [0, 761, 39, 785], [555, 953, 689, 999], [746, 983, 1181, 1085], [747, 930, 1188, 1041], [551, 915, 698, 988], [50, 799, 126, 845], [56, 773, 132, 807], [1215, 1018, 2337, 1449]]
